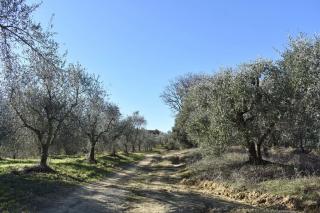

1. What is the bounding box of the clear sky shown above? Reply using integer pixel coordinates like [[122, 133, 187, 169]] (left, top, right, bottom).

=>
[[32, 0, 320, 132]]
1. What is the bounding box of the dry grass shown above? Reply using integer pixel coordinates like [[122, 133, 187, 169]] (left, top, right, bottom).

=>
[[185, 146, 320, 209]]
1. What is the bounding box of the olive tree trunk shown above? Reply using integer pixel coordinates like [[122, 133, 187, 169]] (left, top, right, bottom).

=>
[[88, 141, 97, 163], [40, 143, 49, 168]]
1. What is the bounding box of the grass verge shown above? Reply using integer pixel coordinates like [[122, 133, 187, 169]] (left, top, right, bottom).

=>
[[181, 147, 320, 211], [0, 152, 144, 212]]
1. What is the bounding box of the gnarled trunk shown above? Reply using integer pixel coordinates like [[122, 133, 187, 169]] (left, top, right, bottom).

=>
[[247, 126, 273, 165], [88, 142, 97, 163], [40, 143, 49, 168], [123, 144, 128, 154], [248, 142, 260, 164]]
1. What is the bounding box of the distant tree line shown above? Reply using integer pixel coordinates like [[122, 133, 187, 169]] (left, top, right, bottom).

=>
[[0, 0, 163, 171], [162, 35, 320, 164]]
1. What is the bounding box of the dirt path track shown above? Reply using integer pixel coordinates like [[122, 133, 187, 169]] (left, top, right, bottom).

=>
[[43, 150, 272, 213]]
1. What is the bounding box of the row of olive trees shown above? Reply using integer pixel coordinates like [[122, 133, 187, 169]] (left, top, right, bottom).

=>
[[0, 30, 120, 168], [162, 35, 320, 164], [0, 0, 156, 170]]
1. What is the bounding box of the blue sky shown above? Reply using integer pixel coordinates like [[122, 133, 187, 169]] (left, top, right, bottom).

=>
[[32, 0, 320, 132]]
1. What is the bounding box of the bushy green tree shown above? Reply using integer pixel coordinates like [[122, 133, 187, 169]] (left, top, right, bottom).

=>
[[279, 35, 320, 151], [169, 35, 320, 164], [161, 73, 208, 148], [184, 60, 285, 164]]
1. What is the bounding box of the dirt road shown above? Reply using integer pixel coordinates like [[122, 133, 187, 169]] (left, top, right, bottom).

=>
[[43, 150, 268, 213]]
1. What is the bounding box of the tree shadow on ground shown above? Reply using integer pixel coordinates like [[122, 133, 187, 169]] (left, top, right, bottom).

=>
[[0, 172, 76, 212], [44, 184, 130, 213]]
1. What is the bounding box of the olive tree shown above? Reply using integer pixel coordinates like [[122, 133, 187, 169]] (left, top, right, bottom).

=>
[[82, 101, 120, 163], [120, 116, 135, 154], [184, 71, 234, 155], [185, 60, 284, 164], [279, 35, 320, 151], [3, 35, 90, 170], [79, 79, 120, 163], [129, 111, 146, 152], [161, 73, 207, 147], [105, 118, 131, 156]]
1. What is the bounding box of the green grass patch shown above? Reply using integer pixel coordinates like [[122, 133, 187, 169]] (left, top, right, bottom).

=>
[[0, 152, 144, 212], [258, 176, 320, 201]]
